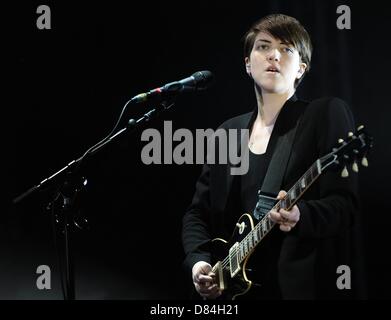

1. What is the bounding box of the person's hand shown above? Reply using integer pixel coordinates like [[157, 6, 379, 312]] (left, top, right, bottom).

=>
[[269, 190, 300, 232], [192, 261, 222, 299]]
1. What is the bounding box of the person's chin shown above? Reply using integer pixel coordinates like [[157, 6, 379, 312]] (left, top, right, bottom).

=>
[[261, 84, 282, 94], [258, 79, 280, 92]]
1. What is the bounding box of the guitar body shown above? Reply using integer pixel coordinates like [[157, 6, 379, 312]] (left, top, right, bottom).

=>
[[211, 213, 258, 300]]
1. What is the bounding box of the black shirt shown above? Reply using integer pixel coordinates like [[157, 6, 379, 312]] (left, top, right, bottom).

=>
[[240, 150, 268, 214], [240, 149, 283, 299]]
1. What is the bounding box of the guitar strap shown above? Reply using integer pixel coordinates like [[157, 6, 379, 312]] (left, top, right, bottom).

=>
[[253, 100, 307, 220]]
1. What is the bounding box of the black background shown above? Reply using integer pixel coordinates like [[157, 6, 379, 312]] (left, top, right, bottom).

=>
[[2, 0, 390, 299]]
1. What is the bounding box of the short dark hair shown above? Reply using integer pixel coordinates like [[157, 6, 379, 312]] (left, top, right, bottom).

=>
[[243, 14, 313, 88]]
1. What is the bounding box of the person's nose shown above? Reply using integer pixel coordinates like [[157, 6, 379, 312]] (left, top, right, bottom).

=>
[[267, 48, 281, 62]]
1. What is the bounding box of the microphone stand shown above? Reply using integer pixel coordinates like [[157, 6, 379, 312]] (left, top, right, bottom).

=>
[[13, 99, 175, 300]]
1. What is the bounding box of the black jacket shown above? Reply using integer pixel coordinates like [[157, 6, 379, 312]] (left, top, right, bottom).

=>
[[182, 96, 366, 299]]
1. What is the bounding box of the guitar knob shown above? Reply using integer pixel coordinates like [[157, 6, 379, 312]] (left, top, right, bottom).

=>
[[361, 156, 369, 167], [338, 139, 344, 144], [352, 161, 359, 173], [341, 166, 349, 178], [357, 125, 364, 131], [348, 132, 354, 138]]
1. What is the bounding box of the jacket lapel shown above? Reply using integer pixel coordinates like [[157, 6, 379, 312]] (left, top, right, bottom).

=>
[[221, 95, 305, 213]]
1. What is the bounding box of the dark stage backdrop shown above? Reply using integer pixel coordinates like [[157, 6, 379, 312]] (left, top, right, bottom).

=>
[[3, 0, 390, 299]]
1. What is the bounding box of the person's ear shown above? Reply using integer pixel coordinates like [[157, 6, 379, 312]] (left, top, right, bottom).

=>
[[296, 62, 307, 79], [245, 57, 252, 77]]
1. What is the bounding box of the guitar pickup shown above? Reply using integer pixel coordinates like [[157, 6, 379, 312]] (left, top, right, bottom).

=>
[[229, 242, 241, 278], [253, 191, 278, 221]]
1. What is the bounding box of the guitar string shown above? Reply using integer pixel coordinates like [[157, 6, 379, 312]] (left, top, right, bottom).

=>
[[221, 214, 275, 269], [222, 218, 276, 269]]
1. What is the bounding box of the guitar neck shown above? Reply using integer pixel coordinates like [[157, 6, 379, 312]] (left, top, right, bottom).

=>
[[237, 159, 322, 265]]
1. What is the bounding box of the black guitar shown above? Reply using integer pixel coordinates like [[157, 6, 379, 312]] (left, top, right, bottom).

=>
[[210, 125, 373, 299]]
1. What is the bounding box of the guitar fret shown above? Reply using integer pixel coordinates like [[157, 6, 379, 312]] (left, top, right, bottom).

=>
[[287, 197, 291, 209], [290, 188, 296, 201], [248, 233, 253, 249], [309, 165, 313, 181], [316, 159, 321, 174], [299, 179, 304, 193], [262, 219, 267, 233], [253, 227, 259, 242], [266, 219, 273, 231], [301, 177, 306, 189], [295, 184, 300, 198], [257, 224, 263, 239]]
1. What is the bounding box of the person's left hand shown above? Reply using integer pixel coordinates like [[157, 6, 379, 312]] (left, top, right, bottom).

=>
[[269, 190, 300, 232]]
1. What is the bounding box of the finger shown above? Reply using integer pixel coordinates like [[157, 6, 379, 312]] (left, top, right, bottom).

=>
[[280, 224, 292, 232], [197, 279, 214, 288], [207, 286, 222, 299], [200, 284, 221, 298], [196, 284, 214, 297], [199, 265, 212, 274], [198, 274, 214, 283], [280, 208, 299, 223], [197, 283, 217, 295], [197, 266, 214, 277], [269, 210, 282, 223], [277, 190, 287, 199], [279, 209, 291, 220], [195, 282, 210, 295], [270, 211, 287, 225]]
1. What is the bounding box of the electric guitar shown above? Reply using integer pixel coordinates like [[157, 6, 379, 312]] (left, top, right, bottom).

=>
[[210, 125, 373, 299]]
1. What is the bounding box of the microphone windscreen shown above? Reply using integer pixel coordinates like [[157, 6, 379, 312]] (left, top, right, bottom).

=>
[[192, 71, 214, 90]]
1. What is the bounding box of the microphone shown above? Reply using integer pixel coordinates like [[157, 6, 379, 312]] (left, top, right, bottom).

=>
[[130, 70, 214, 104]]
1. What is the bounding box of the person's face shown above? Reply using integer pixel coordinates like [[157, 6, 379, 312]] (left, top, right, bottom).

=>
[[245, 32, 307, 94]]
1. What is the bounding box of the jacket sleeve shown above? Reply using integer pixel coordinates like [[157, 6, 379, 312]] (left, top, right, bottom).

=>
[[295, 97, 360, 239], [182, 160, 213, 272], [181, 117, 243, 273]]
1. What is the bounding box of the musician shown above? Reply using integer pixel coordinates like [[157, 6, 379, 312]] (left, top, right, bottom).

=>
[[182, 14, 364, 299]]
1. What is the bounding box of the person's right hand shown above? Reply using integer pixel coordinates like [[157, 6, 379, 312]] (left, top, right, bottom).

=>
[[192, 261, 222, 299]]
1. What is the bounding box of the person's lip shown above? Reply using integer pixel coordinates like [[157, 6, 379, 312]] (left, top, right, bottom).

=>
[[266, 65, 280, 73]]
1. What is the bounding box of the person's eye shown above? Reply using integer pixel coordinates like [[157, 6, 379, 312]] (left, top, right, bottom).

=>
[[284, 47, 294, 54], [257, 44, 269, 50]]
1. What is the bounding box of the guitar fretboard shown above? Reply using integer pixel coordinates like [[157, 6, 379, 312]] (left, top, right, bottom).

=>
[[234, 159, 322, 266]]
